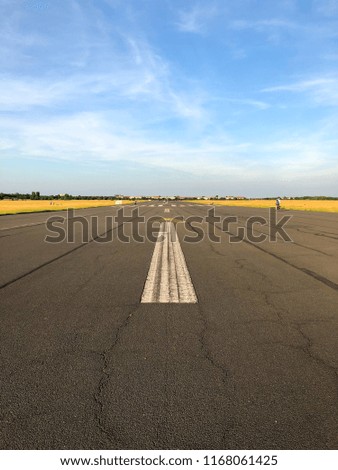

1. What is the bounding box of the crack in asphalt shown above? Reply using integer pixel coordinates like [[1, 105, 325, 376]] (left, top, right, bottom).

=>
[[70, 250, 119, 296], [204, 241, 322, 299], [261, 292, 286, 324], [233, 257, 269, 283], [293, 323, 338, 375], [93, 303, 141, 447], [261, 292, 338, 381], [196, 304, 231, 385], [195, 303, 235, 448]]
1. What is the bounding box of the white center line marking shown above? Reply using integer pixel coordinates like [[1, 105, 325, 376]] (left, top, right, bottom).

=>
[[141, 221, 198, 303], [164, 208, 170, 213]]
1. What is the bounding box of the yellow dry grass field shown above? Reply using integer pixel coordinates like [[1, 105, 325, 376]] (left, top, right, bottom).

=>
[[188, 199, 338, 213], [0, 199, 134, 215]]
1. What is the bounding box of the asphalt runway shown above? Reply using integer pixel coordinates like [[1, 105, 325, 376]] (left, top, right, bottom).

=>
[[0, 202, 337, 449]]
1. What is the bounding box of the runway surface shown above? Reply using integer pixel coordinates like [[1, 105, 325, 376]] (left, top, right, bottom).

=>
[[0, 202, 337, 449]]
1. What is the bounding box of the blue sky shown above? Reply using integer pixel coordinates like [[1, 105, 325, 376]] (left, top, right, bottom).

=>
[[1, 0, 338, 196]]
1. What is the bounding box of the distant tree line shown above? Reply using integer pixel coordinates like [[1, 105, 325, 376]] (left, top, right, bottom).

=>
[[0, 192, 129, 200], [0, 193, 337, 201]]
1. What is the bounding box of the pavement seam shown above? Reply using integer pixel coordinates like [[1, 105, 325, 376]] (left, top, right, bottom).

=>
[[184, 206, 338, 293], [228, 214, 332, 256], [0, 207, 154, 290], [0, 207, 124, 231]]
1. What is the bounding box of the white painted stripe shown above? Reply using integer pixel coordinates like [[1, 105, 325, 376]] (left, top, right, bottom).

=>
[[159, 222, 170, 303], [171, 204, 176, 207], [168, 223, 179, 302], [164, 208, 170, 213], [141, 221, 197, 303], [140, 224, 165, 302], [159, 204, 163, 207], [171, 226, 197, 303]]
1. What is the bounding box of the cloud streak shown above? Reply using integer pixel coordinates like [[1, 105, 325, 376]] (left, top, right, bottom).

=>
[[176, 3, 218, 33], [0, 36, 207, 121], [262, 76, 338, 106], [1, 110, 337, 192]]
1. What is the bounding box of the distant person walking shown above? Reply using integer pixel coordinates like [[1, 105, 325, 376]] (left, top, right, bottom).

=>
[[276, 197, 281, 210]]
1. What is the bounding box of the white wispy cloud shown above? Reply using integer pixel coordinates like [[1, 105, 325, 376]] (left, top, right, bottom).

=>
[[232, 18, 298, 31], [0, 35, 208, 121], [230, 14, 338, 44], [0, 112, 250, 181], [262, 77, 338, 106], [262, 78, 336, 92], [0, 77, 77, 110], [226, 98, 270, 110], [176, 4, 218, 33], [313, 0, 338, 16], [1, 110, 337, 191]]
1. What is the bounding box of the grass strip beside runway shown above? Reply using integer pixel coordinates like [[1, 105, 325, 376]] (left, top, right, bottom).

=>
[[0, 199, 136, 215], [187, 199, 338, 213]]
